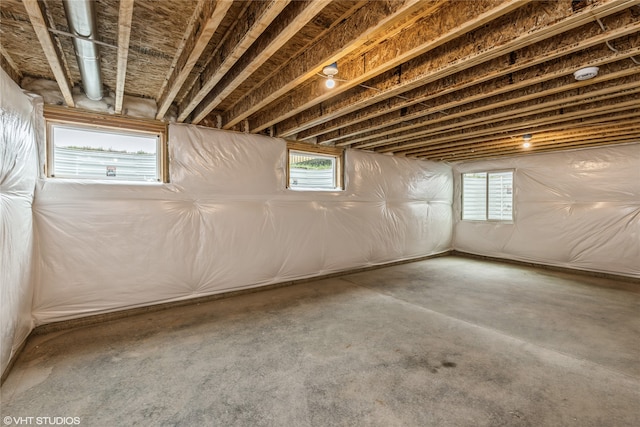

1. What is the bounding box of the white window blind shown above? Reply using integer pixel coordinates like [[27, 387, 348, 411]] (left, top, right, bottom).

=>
[[462, 172, 487, 220], [462, 171, 513, 221], [488, 171, 513, 220]]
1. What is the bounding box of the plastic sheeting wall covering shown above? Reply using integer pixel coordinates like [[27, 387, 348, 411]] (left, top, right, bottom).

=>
[[1, 69, 39, 376], [32, 124, 453, 323], [453, 143, 640, 278]]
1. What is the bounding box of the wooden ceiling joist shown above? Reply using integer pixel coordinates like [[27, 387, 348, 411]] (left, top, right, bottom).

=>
[[115, 0, 135, 114], [0, 45, 22, 84], [386, 102, 640, 155], [154, 0, 234, 120], [279, 0, 638, 140], [5, 0, 637, 161], [307, 15, 640, 144], [420, 126, 640, 159], [219, 0, 427, 130], [22, 0, 74, 107], [412, 121, 640, 159], [351, 72, 639, 153], [249, 0, 529, 135], [189, 0, 332, 125], [398, 74, 639, 144], [336, 49, 640, 148], [343, 52, 640, 149], [177, 0, 291, 123], [424, 135, 640, 162]]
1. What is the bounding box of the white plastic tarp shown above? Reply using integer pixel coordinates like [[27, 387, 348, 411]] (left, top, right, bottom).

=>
[[32, 124, 452, 323], [454, 143, 640, 277], [1, 69, 39, 375]]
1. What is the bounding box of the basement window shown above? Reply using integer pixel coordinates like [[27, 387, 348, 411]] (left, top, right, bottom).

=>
[[287, 142, 344, 191], [46, 111, 167, 183], [462, 170, 513, 221]]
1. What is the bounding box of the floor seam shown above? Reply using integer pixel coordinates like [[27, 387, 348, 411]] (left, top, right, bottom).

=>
[[338, 276, 640, 382]]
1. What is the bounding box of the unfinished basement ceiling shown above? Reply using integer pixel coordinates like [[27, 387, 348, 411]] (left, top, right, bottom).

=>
[[1, 0, 639, 161]]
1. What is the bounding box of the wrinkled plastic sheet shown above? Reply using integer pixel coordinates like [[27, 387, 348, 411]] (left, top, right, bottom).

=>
[[32, 124, 453, 323], [1, 70, 38, 375], [453, 143, 640, 278]]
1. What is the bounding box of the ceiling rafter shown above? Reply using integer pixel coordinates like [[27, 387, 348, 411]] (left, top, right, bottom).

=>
[[350, 74, 638, 154], [177, 0, 291, 122], [396, 92, 638, 155], [370, 71, 640, 147], [4, 0, 638, 161], [419, 125, 640, 161], [219, 0, 427, 130], [418, 123, 640, 160], [155, 0, 234, 120], [439, 139, 640, 161], [406, 110, 640, 158], [341, 45, 640, 149], [279, 0, 638, 140], [382, 96, 640, 154], [0, 44, 22, 84], [114, 0, 135, 114], [22, 0, 74, 107], [251, 0, 529, 135], [189, 0, 332, 125], [304, 15, 640, 143]]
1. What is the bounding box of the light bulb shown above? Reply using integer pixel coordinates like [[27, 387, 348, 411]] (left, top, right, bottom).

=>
[[325, 77, 336, 89], [523, 141, 531, 148]]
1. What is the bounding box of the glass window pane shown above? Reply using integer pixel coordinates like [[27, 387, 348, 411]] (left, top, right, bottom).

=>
[[462, 172, 487, 220], [289, 150, 337, 190], [52, 126, 159, 182], [488, 171, 513, 220]]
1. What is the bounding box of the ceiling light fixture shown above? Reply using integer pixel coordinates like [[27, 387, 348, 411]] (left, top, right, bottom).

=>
[[573, 66, 599, 81], [522, 134, 532, 148], [322, 62, 338, 89]]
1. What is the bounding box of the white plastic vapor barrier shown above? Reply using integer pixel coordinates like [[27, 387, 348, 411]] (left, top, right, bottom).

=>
[[1, 69, 39, 376], [454, 143, 640, 278], [32, 124, 453, 323]]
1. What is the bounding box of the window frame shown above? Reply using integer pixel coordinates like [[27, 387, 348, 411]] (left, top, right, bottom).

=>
[[286, 141, 344, 191], [44, 106, 168, 183], [461, 169, 514, 222]]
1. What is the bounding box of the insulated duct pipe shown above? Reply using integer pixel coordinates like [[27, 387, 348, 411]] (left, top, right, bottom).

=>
[[62, 0, 103, 100]]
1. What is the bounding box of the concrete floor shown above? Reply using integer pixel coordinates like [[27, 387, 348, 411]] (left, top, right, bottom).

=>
[[1, 256, 639, 426]]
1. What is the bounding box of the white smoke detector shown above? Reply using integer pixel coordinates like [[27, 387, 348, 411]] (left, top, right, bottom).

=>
[[573, 66, 599, 81]]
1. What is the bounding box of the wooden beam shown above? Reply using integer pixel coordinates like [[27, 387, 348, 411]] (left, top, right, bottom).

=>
[[190, 0, 331, 124], [277, 0, 638, 139], [22, 0, 74, 107], [44, 104, 167, 134], [250, 0, 528, 135], [178, 0, 291, 122], [384, 99, 640, 155], [422, 133, 640, 161], [219, 0, 427, 130], [308, 15, 640, 143], [414, 121, 640, 159], [0, 45, 22, 84], [344, 52, 640, 149], [115, 0, 135, 114], [387, 72, 640, 147], [155, 0, 233, 120], [425, 139, 640, 161]]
